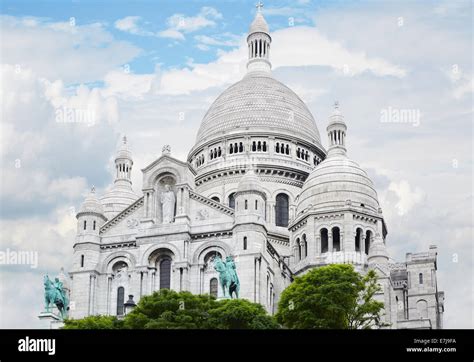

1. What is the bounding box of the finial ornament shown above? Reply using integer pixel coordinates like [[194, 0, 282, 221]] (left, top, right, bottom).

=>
[[256, 1, 264, 12], [122, 135, 127, 144], [162, 144, 171, 155], [334, 100, 339, 110], [91, 185, 96, 193]]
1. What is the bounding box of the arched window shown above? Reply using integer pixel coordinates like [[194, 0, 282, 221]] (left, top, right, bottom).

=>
[[229, 144, 234, 154], [416, 299, 428, 319], [116, 287, 125, 316], [160, 258, 171, 289], [296, 148, 301, 158], [296, 238, 301, 261], [243, 236, 247, 250], [93, 220, 96, 230], [252, 141, 256, 151], [275, 193, 289, 227], [321, 228, 328, 253], [228, 193, 236, 209], [355, 228, 362, 252], [262, 142, 267, 152], [419, 273, 423, 285], [255, 200, 258, 210], [83, 220, 87, 230], [239, 142, 243, 152], [244, 200, 248, 210], [365, 230, 372, 255], [80, 255, 84, 268], [257, 141, 262, 151], [210, 278, 218, 298], [285, 145, 290, 155], [211, 196, 220, 203], [303, 234, 308, 258], [332, 227, 341, 251], [218, 147, 222, 157]]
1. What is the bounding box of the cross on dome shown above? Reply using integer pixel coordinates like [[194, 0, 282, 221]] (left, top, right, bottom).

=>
[[256, 1, 264, 12], [122, 135, 127, 144]]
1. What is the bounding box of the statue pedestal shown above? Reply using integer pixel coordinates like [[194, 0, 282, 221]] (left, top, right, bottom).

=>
[[38, 311, 64, 329]]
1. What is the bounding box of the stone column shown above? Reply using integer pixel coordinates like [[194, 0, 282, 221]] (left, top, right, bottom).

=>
[[106, 275, 112, 315], [89, 274, 96, 315], [142, 270, 149, 296], [151, 270, 156, 292], [328, 231, 333, 253], [176, 187, 183, 215]]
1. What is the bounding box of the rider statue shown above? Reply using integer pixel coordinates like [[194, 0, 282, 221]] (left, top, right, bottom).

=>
[[43, 275, 69, 320], [213, 255, 240, 299]]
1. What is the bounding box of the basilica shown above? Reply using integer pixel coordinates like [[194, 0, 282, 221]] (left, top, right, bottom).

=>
[[66, 8, 444, 329]]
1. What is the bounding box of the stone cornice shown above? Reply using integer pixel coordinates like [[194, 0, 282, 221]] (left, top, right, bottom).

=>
[[189, 190, 235, 216], [100, 240, 137, 250]]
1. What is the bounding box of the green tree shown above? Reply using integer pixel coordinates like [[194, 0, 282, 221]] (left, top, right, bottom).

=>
[[124, 289, 217, 329], [63, 289, 278, 329], [275, 264, 386, 329], [206, 299, 279, 329], [63, 315, 124, 329]]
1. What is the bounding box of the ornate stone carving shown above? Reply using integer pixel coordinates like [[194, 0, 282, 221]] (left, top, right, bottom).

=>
[[196, 209, 209, 220], [126, 218, 139, 228], [162, 145, 171, 155]]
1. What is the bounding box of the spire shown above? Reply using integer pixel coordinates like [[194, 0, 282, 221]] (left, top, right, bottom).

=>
[[326, 101, 347, 157], [247, 2, 271, 74], [114, 135, 133, 185]]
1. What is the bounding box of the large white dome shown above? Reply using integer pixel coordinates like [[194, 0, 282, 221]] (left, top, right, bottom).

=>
[[194, 72, 322, 147]]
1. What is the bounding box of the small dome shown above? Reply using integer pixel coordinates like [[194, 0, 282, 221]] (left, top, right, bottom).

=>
[[296, 154, 380, 216], [368, 240, 389, 264], [79, 187, 104, 215], [100, 184, 139, 219], [237, 168, 265, 195], [249, 12, 269, 34]]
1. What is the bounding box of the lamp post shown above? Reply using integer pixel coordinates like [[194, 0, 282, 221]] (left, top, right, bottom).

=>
[[124, 295, 136, 315]]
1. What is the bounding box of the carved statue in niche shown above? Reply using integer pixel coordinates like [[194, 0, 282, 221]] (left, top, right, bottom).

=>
[[161, 184, 176, 224]]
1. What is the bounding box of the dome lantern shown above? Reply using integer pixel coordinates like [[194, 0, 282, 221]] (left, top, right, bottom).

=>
[[114, 135, 133, 186], [326, 101, 348, 157], [247, 2, 272, 74]]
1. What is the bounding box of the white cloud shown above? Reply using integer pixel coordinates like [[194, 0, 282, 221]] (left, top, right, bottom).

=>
[[114, 16, 154, 36], [0, 15, 141, 83], [387, 180, 424, 216], [159, 6, 223, 41], [158, 28, 185, 40], [195, 33, 243, 49]]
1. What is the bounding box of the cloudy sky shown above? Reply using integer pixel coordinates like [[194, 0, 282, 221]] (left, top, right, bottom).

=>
[[0, 0, 472, 329]]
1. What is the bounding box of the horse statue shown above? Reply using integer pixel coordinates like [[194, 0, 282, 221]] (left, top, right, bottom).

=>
[[43, 275, 69, 319], [213, 255, 240, 299]]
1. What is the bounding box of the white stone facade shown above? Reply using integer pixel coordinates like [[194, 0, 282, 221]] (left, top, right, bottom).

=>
[[67, 9, 444, 329]]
